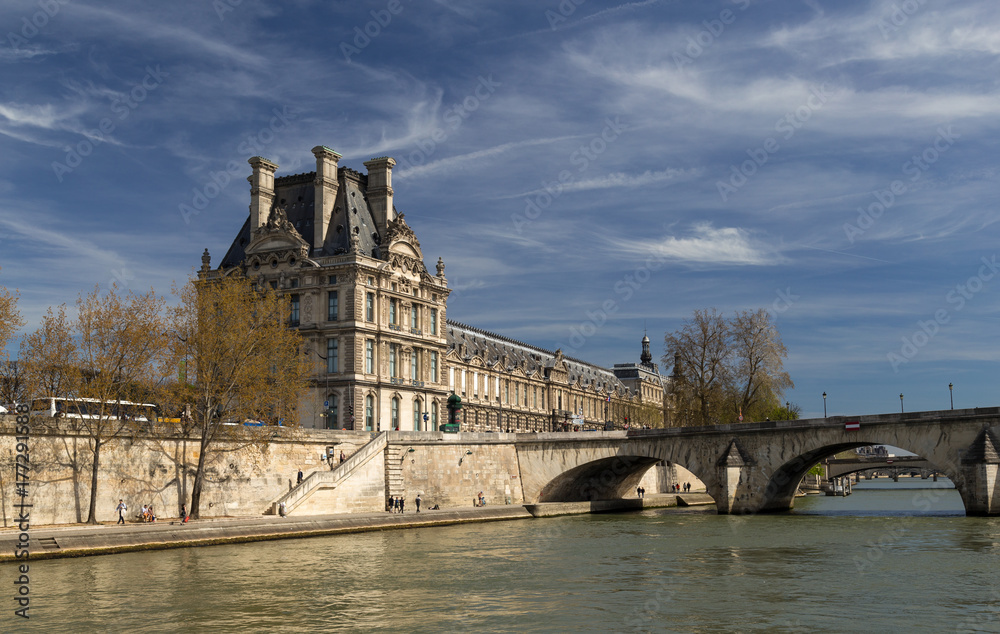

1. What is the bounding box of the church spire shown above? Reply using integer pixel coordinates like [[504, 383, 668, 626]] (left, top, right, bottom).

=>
[[640, 330, 652, 365]]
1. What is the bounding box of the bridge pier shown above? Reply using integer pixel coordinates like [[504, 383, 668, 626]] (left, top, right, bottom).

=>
[[957, 429, 1000, 516], [716, 440, 757, 514]]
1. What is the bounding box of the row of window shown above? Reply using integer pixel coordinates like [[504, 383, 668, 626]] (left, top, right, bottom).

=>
[[289, 289, 441, 338], [324, 393, 440, 431]]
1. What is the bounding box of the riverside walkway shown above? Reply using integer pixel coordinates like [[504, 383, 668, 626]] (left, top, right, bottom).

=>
[[0, 495, 691, 562]]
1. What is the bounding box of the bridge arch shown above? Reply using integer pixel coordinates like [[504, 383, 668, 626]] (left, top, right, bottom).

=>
[[536, 455, 662, 502], [758, 441, 960, 514]]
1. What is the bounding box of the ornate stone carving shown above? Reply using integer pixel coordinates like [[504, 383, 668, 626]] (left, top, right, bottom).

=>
[[436, 257, 445, 277]]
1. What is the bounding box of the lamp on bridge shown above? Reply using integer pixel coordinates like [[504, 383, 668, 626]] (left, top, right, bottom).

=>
[[822, 392, 827, 418], [949, 382, 954, 410], [900, 393, 904, 413]]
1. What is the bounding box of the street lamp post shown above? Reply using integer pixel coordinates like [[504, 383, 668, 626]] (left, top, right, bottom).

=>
[[949, 382, 954, 410], [900, 393, 904, 413], [822, 392, 827, 418]]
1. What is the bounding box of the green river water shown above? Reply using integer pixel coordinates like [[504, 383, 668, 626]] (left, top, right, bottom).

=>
[[10, 478, 1000, 633]]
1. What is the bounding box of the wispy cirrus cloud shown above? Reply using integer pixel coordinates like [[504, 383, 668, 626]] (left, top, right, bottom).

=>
[[607, 223, 783, 266]]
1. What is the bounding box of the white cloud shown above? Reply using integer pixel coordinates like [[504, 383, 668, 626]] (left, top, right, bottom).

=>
[[609, 224, 782, 266]]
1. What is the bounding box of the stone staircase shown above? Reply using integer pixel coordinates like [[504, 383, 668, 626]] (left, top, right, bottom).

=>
[[384, 444, 406, 507], [266, 432, 387, 515]]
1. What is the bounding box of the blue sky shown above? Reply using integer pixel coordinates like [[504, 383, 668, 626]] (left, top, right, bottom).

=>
[[1, 0, 997, 419]]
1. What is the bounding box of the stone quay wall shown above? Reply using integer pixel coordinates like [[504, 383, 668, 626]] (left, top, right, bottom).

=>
[[0, 415, 373, 526], [389, 431, 526, 509], [0, 415, 686, 525]]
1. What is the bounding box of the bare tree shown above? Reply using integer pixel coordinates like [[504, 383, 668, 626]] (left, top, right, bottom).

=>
[[665, 308, 731, 425], [730, 308, 793, 421], [20, 305, 79, 402], [0, 270, 24, 369], [171, 274, 310, 519], [73, 285, 171, 524], [0, 360, 25, 407], [665, 307, 794, 425]]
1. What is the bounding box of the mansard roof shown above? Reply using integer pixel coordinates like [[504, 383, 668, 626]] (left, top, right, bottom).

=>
[[446, 320, 628, 394], [220, 167, 395, 268]]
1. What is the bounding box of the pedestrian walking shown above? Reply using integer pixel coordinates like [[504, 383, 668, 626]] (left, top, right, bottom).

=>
[[416, 494, 421, 512], [400, 497, 405, 514], [297, 469, 303, 485], [180, 503, 187, 520], [279, 501, 287, 517], [340, 450, 346, 463], [116, 499, 127, 524]]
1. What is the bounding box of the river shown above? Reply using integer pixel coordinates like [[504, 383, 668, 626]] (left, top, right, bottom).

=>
[[12, 478, 1000, 633]]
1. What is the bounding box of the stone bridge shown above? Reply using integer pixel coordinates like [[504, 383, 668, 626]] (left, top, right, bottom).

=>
[[514, 407, 1000, 516]]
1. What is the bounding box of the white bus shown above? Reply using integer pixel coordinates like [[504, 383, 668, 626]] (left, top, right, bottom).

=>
[[30, 397, 158, 422]]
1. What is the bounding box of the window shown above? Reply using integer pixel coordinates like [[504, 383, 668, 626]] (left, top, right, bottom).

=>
[[389, 344, 398, 377], [289, 294, 300, 325], [449, 367, 455, 389], [414, 400, 422, 431], [461, 370, 466, 396], [411, 349, 419, 381], [505, 381, 509, 404], [326, 338, 338, 373], [431, 352, 438, 383], [515, 384, 519, 407], [365, 395, 374, 431], [328, 275, 337, 284], [496, 377, 500, 401], [366, 293, 375, 322], [533, 388, 537, 409], [327, 394, 338, 429], [430, 308, 437, 335], [365, 340, 374, 374], [270, 280, 278, 289], [431, 402, 438, 427], [389, 299, 397, 325], [411, 306, 418, 330], [289, 278, 299, 289], [391, 397, 399, 430], [327, 291, 338, 321]]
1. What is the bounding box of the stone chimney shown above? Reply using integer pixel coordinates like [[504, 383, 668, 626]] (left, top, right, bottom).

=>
[[311, 146, 341, 250], [363, 156, 395, 239], [248, 156, 278, 231]]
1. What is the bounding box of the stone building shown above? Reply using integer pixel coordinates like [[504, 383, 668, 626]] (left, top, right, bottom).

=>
[[201, 147, 668, 431]]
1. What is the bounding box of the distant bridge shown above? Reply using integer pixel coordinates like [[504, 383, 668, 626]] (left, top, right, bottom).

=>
[[825, 455, 937, 479], [514, 407, 1000, 516]]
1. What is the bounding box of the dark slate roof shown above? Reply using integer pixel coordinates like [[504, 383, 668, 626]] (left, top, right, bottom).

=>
[[219, 167, 392, 268], [446, 320, 628, 394]]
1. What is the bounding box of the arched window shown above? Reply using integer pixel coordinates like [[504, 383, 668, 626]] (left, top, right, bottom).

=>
[[413, 399, 423, 431], [365, 395, 374, 431], [431, 401, 438, 428], [391, 397, 400, 430]]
